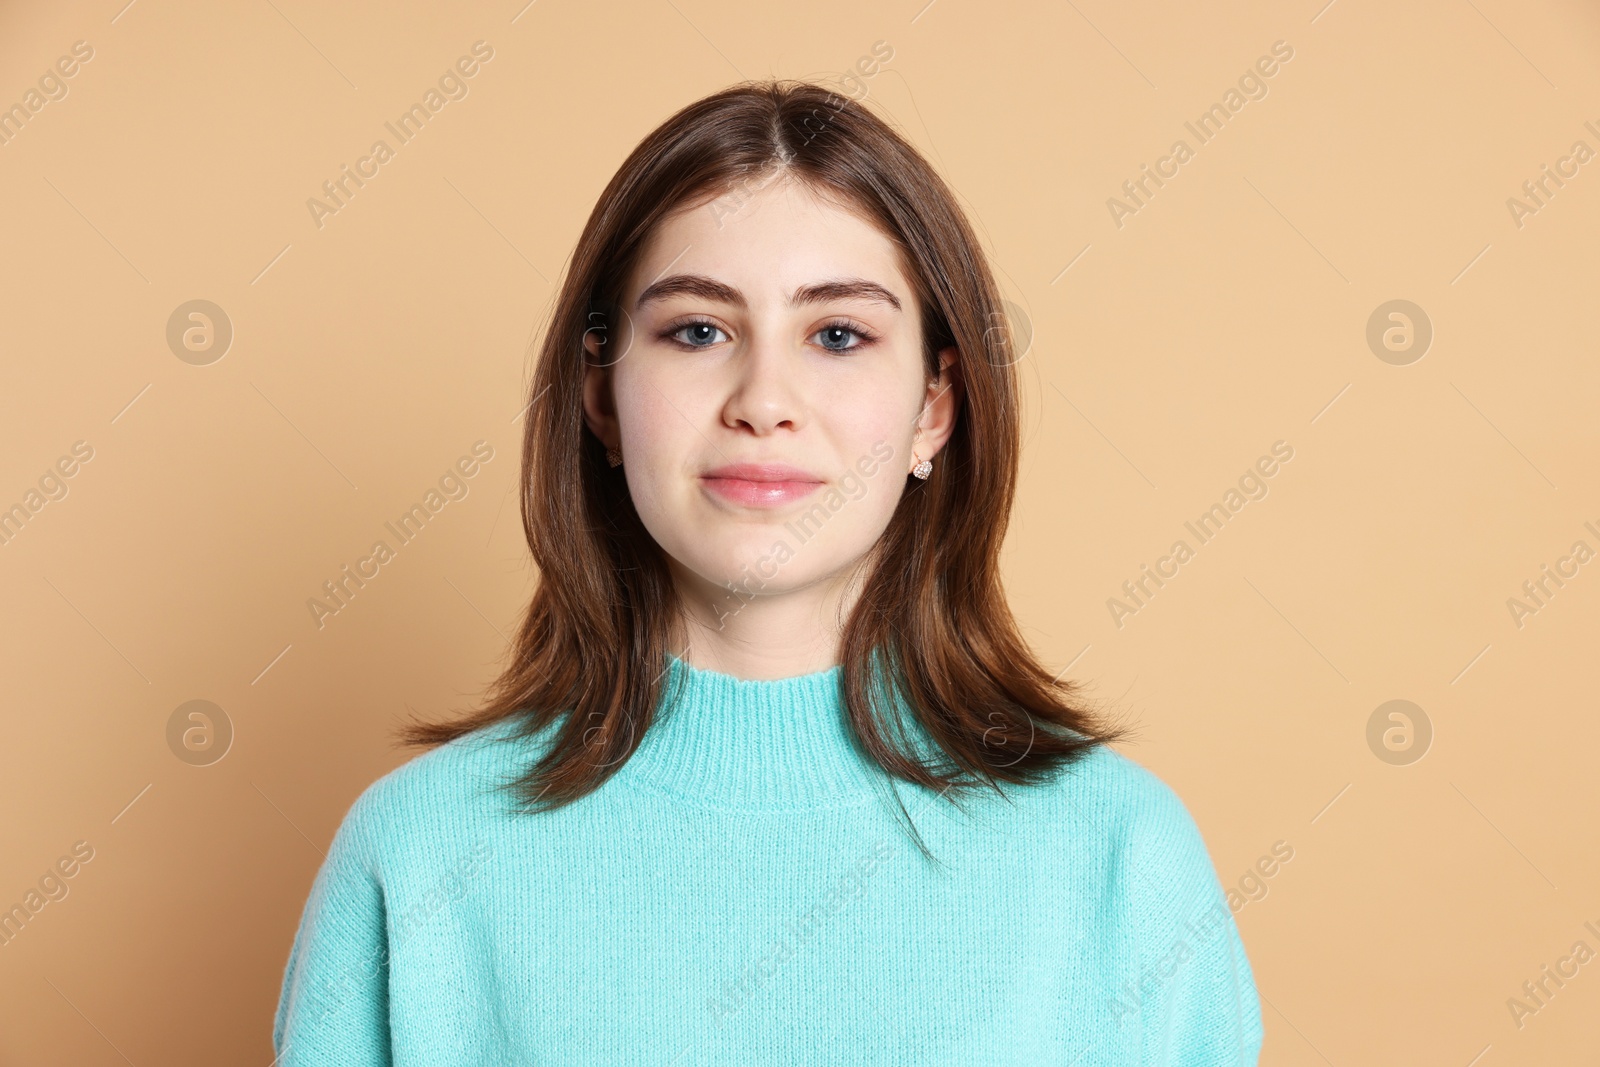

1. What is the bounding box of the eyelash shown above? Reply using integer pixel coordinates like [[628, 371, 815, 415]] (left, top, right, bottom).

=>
[[657, 316, 879, 353]]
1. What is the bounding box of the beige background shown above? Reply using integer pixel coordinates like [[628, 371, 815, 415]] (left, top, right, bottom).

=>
[[2, 0, 1598, 1062]]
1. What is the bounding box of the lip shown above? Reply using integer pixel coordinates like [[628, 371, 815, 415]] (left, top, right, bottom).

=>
[[699, 463, 825, 508]]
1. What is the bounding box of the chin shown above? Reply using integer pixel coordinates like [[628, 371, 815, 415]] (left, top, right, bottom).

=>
[[671, 534, 806, 596]]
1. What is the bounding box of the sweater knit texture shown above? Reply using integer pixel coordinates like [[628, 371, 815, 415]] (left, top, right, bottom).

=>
[[273, 653, 1264, 1065]]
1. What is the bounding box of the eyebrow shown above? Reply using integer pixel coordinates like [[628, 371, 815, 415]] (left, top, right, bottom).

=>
[[633, 274, 903, 313]]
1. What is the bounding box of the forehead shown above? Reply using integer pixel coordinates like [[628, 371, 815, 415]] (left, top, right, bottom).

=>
[[623, 177, 915, 306]]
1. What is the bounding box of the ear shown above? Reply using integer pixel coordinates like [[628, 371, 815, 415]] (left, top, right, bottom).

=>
[[912, 345, 963, 461], [580, 328, 620, 451]]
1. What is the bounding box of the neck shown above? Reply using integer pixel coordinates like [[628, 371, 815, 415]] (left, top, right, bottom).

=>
[[666, 557, 872, 680], [612, 651, 909, 812]]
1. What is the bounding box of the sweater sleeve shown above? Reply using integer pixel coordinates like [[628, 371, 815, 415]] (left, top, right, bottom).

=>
[[1123, 773, 1265, 1066], [272, 785, 393, 1067]]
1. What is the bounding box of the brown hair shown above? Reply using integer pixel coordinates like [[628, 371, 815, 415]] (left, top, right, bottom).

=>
[[400, 78, 1130, 844]]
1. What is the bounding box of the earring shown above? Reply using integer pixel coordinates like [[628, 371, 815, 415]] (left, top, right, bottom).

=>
[[910, 453, 933, 480], [606, 446, 623, 468]]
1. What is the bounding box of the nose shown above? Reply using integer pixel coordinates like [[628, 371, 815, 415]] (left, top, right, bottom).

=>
[[719, 324, 804, 436]]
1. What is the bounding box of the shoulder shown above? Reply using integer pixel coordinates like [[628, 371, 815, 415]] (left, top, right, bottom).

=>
[[1021, 742, 1227, 912], [331, 715, 552, 862], [1043, 743, 1212, 854], [1049, 742, 1235, 953], [1046, 745, 1264, 1058]]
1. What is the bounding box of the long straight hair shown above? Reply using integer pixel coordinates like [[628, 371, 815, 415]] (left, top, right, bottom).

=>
[[400, 79, 1130, 841]]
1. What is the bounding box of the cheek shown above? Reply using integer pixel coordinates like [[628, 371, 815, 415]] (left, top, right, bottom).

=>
[[859, 447, 910, 525], [615, 363, 698, 463], [816, 395, 917, 524], [838, 482, 902, 557], [607, 368, 690, 531], [813, 432, 910, 544]]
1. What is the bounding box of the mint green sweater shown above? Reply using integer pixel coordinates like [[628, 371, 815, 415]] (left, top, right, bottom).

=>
[[273, 653, 1263, 1064]]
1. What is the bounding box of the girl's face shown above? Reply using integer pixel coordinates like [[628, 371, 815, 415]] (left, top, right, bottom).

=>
[[581, 176, 959, 625]]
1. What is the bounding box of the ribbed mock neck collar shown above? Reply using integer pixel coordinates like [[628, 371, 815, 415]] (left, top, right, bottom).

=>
[[613, 653, 897, 812]]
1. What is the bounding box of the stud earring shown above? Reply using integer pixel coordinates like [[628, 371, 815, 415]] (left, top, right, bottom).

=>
[[910, 453, 933, 480], [606, 446, 623, 468]]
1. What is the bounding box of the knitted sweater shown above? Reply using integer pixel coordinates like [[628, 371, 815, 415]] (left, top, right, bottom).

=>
[[273, 653, 1264, 1065]]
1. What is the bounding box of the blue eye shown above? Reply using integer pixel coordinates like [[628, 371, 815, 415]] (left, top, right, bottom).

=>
[[658, 318, 879, 352], [813, 322, 868, 352], [666, 321, 728, 348]]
